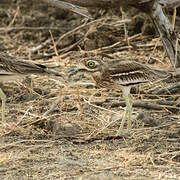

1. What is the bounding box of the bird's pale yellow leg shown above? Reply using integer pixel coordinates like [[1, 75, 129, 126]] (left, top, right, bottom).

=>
[[117, 86, 132, 135], [127, 94, 133, 130], [0, 88, 6, 122], [119, 95, 131, 131]]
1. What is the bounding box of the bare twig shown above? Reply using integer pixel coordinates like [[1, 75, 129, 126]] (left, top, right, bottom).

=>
[[43, 95, 71, 116]]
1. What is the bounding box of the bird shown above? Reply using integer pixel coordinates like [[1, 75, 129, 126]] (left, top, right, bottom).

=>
[[68, 57, 171, 134], [0, 52, 62, 122]]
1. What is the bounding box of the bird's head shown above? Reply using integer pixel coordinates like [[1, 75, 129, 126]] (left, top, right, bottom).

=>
[[68, 58, 105, 77]]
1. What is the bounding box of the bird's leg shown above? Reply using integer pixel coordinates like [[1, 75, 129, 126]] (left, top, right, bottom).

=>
[[119, 94, 131, 130], [117, 86, 131, 135], [0, 88, 6, 122], [119, 99, 128, 131], [127, 94, 133, 130]]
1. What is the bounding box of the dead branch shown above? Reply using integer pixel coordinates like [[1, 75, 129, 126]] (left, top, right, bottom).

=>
[[56, 0, 180, 68], [63, 0, 180, 9], [39, 0, 91, 18], [159, 0, 180, 8], [89, 98, 180, 111], [154, 81, 180, 94], [149, 2, 180, 68], [63, 0, 120, 8]]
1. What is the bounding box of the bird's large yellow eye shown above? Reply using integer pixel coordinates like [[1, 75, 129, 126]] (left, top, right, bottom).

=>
[[87, 61, 96, 68]]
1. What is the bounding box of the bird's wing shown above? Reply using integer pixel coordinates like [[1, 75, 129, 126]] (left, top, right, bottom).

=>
[[107, 60, 168, 85]]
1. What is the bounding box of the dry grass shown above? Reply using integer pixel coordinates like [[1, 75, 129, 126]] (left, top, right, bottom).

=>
[[0, 1, 180, 179]]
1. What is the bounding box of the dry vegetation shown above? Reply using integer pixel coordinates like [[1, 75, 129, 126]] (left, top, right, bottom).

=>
[[0, 0, 180, 179]]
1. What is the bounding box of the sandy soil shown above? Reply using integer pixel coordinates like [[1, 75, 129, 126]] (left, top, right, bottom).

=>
[[0, 1, 180, 179]]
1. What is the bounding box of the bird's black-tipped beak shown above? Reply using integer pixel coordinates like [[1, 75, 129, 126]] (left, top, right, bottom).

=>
[[68, 67, 87, 78]]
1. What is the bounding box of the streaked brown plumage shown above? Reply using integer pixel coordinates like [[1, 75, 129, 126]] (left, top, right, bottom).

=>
[[75, 58, 169, 87], [68, 57, 170, 134], [0, 52, 62, 122]]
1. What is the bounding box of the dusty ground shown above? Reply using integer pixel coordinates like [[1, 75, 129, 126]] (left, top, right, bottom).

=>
[[0, 1, 180, 179]]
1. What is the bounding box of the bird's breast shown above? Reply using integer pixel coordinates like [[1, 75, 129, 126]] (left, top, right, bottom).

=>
[[92, 72, 115, 88]]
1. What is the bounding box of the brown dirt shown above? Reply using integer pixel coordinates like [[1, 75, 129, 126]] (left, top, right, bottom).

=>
[[0, 1, 180, 179]]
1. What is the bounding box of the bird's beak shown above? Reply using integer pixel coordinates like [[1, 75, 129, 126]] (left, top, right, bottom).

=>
[[68, 66, 87, 78]]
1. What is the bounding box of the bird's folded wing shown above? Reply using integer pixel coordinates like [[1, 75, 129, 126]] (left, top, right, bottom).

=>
[[108, 60, 169, 85]]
